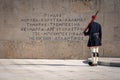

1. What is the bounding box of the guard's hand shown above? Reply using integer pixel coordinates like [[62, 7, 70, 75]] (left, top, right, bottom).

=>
[[83, 31, 86, 36]]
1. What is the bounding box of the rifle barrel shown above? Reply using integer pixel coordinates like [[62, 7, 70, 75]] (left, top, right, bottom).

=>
[[83, 11, 99, 33], [95, 11, 99, 16]]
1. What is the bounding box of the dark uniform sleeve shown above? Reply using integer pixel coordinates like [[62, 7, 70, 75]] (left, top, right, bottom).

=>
[[84, 24, 91, 36]]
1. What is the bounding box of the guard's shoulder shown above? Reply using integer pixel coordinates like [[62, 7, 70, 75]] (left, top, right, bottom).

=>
[[94, 22, 101, 26], [94, 22, 100, 24]]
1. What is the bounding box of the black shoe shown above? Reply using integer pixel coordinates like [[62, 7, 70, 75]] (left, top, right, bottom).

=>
[[88, 61, 93, 66], [88, 62, 97, 66]]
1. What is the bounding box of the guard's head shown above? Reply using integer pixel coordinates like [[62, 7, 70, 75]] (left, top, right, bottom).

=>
[[92, 15, 96, 19]]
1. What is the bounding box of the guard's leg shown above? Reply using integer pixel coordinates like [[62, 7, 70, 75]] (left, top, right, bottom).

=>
[[95, 47, 99, 65], [95, 52, 99, 64], [92, 52, 96, 65], [89, 47, 96, 66], [88, 52, 95, 66]]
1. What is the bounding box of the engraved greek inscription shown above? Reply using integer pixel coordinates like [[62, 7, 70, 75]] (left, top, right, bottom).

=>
[[20, 13, 86, 41]]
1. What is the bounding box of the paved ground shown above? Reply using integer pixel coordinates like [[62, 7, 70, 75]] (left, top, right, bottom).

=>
[[0, 59, 120, 80]]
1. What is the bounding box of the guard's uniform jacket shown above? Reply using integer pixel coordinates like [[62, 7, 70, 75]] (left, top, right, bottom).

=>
[[84, 21, 102, 47]]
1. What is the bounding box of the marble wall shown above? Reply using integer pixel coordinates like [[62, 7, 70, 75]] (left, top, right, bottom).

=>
[[0, 0, 120, 59]]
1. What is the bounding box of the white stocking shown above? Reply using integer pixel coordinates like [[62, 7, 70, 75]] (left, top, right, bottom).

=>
[[90, 47, 99, 64], [90, 47, 96, 64], [95, 47, 99, 64]]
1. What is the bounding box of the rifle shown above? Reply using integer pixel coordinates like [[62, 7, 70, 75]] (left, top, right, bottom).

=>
[[83, 11, 99, 33]]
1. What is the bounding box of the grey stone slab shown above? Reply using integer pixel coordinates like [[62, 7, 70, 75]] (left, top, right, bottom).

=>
[[0, 59, 120, 80]]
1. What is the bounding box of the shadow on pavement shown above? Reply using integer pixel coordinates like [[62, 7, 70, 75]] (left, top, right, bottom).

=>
[[82, 60, 88, 64]]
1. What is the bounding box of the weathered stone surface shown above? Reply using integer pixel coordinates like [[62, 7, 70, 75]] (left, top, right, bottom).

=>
[[0, 0, 120, 59]]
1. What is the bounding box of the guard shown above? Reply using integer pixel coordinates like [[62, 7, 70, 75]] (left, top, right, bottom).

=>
[[83, 15, 102, 66]]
